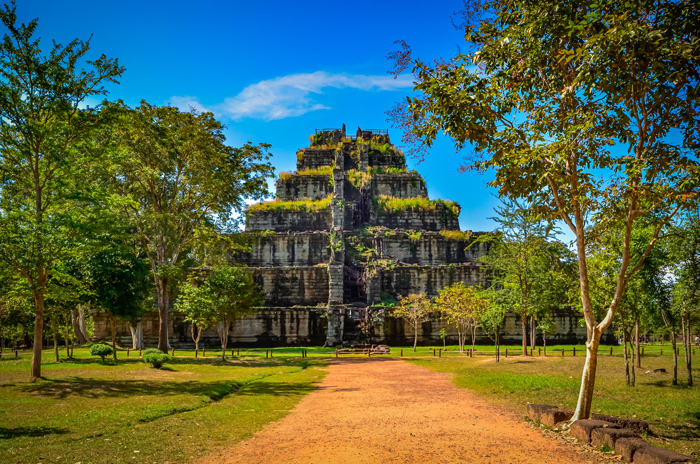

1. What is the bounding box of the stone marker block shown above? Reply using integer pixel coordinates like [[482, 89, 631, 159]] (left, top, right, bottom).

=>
[[527, 404, 558, 422], [590, 427, 639, 449], [591, 413, 651, 434], [570, 420, 618, 444], [540, 408, 574, 427], [633, 445, 694, 464], [614, 437, 650, 462]]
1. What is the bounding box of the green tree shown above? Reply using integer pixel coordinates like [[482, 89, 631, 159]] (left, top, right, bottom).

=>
[[176, 266, 262, 360], [0, 3, 124, 378], [668, 210, 700, 386], [392, 0, 700, 419], [82, 247, 152, 360], [476, 199, 560, 355], [175, 276, 218, 352], [392, 293, 432, 352], [476, 297, 507, 362], [434, 282, 486, 353], [108, 102, 273, 353]]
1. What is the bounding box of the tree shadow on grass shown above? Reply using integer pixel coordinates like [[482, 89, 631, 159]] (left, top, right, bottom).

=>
[[0, 426, 69, 439], [20, 375, 318, 400]]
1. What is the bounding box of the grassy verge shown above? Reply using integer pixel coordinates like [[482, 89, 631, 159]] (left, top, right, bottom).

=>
[[406, 354, 699, 457], [0, 349, 328, 464]]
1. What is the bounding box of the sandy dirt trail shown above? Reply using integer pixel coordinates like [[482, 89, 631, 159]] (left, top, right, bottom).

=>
[[201, 358, 599, 464]]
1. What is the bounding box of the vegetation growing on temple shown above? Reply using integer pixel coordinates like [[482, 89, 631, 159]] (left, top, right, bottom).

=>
[[247, 196, 332, 212], [373, 195, 460, 216]]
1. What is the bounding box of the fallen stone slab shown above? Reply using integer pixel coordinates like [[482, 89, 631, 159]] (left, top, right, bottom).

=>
[[591, 413, 651, 434], [540, 408, 573, 427], [570, 420, 618, 444], [614, 437, 650, 462], [632, 445, 694, 464], [590, 427, 639, 448], [527, 404, 558, 422]]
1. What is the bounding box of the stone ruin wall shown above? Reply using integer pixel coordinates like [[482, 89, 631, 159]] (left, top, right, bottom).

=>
[[95, 125, 613, 348]]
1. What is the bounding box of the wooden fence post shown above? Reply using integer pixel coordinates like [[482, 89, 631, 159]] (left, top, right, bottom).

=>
[[15, 350, 18, 358], [401, 349, 403, 357], [195, 349, 198, 358], [270, 349, 273, 358], [265, 350, 268, 358], [538, 347, 541, 356], [573, 347, 576, 357], [171, 348, 175, 357], [433, 348, 436, 357], [237, 349, 240, 357], [561, 348, 564, 357], [335, 349, 338, 358], [610, 346, 613, 356], [660, 348, 663, 355], [139, 349, 142, 356], [439, 348, 442, 358], [505, 348, 508, 358], [127, 348, 130, 357]]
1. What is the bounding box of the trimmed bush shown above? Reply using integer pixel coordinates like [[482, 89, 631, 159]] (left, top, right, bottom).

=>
[[90, 344, 114, 363], [143, 349, 171, 369]]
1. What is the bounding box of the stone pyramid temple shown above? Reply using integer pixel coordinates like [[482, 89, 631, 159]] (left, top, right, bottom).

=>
[[96, 125, 595, 347], [235, 125, 487, 346]]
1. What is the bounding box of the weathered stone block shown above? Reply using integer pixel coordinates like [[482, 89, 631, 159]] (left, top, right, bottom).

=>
[[570, 420, 618, 444], [614, 437, 651, 462], [297, 148, 335, 170], [590, 427, 639, 449], [253, 267, 329, 306], [633, 445, 694, 464], [540, 408, 574, 426], [380, 265, 485, 299], [372, 206, 460, 230], [246, 209, 332, 232], [235, 232, 330, 267], [591, 413, 651, 434], [527, 404, 558, 421], [276, 174, 332, 201], [369, 174, 428, 199]]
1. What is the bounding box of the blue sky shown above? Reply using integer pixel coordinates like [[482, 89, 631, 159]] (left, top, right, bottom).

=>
[[16, 0, 501, 233]]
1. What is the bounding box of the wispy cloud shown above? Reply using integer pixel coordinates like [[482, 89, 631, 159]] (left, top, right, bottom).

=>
[[168, 96, 210, 114], [170, 71, 414, 121]]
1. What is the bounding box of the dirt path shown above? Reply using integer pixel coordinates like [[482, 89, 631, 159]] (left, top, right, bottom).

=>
[[201, 358, 603, 464]]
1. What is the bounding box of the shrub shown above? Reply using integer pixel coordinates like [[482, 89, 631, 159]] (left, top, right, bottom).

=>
[[373, 196, 460, 216], [248, 195, 331, 213], [143, 349, 172, 369], [440, 230, 473, 241], [90, 343, 114, 363]]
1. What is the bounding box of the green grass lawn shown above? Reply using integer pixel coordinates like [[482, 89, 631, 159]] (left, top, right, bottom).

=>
[[1, 343, 696, 463], [0, 348, 328, 464], [408, 352, 700, 458]]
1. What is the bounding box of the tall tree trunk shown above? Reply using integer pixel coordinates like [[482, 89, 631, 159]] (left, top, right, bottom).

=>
[[682, 314, 693, 386], [71, 309, 89, 344], [543, 333, 547, 356], [471, 325, 477, 352], [530, 316, 536, 350], [31, 289, 45, 379], [635, 320, 641, 369], [670, 328, 678, 386], [129, 321, 143, 350], [191, 323, 202, 352], [110, 315, 117, 361], [521, 313, 527, 355], [630, 331, 636, 387], [218, 320, 230, 361], [623, 329, 630, 386], [572, 329, 603, 420], [413, 321, 418, 352], [156, 276, 170, 353], [51, 318, 59, 363]]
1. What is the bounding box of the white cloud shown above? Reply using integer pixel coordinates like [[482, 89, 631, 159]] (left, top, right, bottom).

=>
[[168, 96, 210, 113], [170, 71, 414, 121]]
